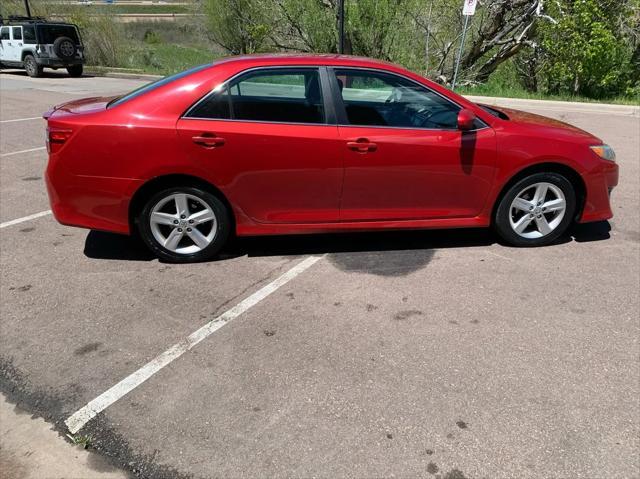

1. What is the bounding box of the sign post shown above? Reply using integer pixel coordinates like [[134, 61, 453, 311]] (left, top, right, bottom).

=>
[[451, 0, 477, 91]]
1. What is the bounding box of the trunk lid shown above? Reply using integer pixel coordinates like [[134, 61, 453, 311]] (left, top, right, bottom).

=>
[[43, 96, 117, 119]]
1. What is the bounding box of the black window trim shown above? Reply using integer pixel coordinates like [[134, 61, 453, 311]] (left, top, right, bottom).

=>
[[327, 66, 488, 132], [182, 65, 337, 126]]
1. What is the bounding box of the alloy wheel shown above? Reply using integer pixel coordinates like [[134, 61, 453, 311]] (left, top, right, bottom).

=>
[[508, 182, 567, 239], [149, 193, 218, 254]]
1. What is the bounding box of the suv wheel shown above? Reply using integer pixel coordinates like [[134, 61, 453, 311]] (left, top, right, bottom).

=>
[[494, 172, 576, 247], [24, 55, 43, 78], [137, 186, 231, 263], [67, 64, 83, 77]]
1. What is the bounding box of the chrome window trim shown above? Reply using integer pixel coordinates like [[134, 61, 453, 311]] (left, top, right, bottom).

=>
[[180, 117, 337, 128], [182, 65, 332, 126]]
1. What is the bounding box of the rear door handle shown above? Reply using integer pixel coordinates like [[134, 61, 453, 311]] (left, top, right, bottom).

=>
[[192, 134, 225, 149], [347, 138, 377, 153]]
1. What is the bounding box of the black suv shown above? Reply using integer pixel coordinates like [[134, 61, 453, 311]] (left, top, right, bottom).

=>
[[0, 17, 85, 77]]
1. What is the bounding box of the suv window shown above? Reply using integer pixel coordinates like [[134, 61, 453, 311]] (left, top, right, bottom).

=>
[[12, 27, 22, 40], [0, 27, 9, 40], [187, 68, 325, 124], [23, 26, 36, 44], [333, 69, 462, 129], [36, 25, 80, 44]]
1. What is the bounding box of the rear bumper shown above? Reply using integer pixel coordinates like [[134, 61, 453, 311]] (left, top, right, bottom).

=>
[[578, 160, 619, 223], [35, 56, 84, 67], [45, 156, 141, 235]]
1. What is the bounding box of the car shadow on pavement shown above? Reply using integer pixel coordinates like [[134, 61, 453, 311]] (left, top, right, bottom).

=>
[[83, 221, 611, 263]]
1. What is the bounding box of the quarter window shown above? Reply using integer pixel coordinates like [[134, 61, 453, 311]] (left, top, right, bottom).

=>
[[187, 68, 325, 124], [23, 26, 36, 44], [333, 69, 462, 129], [12, 27, 22, 41]]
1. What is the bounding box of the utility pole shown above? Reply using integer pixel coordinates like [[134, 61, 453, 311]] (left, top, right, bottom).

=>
[[24, 0, 32, 18], [338, 0, 345, 54]]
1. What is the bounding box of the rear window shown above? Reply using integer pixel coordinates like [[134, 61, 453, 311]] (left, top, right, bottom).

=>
[[108, 64, 211, 109], [36, 25, 80, 44]]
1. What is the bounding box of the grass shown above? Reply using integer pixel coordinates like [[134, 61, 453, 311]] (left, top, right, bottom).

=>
[[66, 433, 92, 449], [120, 43, 218, 75], [457, 83, 639, 106]]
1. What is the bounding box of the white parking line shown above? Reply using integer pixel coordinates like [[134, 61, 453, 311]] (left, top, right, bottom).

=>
[[0, 146, 46, 158], [64, 255, 324, 434], [0, 210, 52, 229], [0, 117, 42, 124]]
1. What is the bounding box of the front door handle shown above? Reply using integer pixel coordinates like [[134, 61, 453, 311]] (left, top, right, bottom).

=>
[[192, 134, 225, 149], [347, 138, 377, 153]]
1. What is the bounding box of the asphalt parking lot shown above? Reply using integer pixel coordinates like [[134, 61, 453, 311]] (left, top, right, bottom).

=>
[[1, 70, 639, 479]]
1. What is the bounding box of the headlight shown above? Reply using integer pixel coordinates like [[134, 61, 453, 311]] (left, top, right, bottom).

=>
[[590, 144, 616, 162]]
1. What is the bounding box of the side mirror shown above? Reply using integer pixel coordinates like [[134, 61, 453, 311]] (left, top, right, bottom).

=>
[[457, 108, 477, 131]]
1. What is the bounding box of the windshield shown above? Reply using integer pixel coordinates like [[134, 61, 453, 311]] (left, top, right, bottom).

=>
[[108, 64, 211, 109], [36, 24, 80, 44]]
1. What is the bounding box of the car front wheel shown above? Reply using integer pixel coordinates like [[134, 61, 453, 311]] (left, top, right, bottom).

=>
[[137, 186, 231, 262], [494, 172, 576, 247]]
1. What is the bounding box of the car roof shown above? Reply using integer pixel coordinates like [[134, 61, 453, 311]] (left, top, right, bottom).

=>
[[212, 53, 401, 70]]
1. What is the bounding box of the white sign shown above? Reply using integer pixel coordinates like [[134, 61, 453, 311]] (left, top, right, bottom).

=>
[[462, 0, 478, 16]]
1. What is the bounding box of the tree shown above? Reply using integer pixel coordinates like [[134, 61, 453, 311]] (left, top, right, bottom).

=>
[[203, 0, 272, 54]]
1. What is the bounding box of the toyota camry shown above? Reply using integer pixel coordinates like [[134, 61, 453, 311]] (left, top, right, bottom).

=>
[[44, 54, 619, 262]]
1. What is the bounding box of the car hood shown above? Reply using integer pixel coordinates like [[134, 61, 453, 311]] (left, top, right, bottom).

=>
[[44, 96, 118, 119], [484, 105, 602, 143]]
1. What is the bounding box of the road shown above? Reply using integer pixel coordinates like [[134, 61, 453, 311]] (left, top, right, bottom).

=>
[[1, 69, 638, 479]]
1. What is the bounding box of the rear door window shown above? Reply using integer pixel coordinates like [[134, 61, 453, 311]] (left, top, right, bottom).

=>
[[12, 27, 22, 41], [186, 68, 326, 124]]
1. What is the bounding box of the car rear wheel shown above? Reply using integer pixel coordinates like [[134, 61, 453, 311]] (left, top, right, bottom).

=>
[[137, 186, 231, 263], [494, 172, 576, 247], [24, 55, 43, 78], [67, 64, 83, 77]]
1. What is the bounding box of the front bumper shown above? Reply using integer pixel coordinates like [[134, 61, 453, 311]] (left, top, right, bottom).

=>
[[578, 160, 619, 223]]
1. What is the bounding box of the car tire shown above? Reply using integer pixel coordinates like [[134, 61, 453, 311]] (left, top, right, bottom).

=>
[[67, 64, 83, 77], [137, 186, 231, 263], [24, 55, 43, 78], [494, 172, 576, 247], [53, 36, 77, 59]]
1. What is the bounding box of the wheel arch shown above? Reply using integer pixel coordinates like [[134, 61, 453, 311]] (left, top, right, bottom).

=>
[[491, 162, 586, 223], [21, 49, 37, 62], [128, 174, 235, 234]]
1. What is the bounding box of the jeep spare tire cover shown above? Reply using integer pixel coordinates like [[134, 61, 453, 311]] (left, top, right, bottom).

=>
[[53, 36, 77, 59]]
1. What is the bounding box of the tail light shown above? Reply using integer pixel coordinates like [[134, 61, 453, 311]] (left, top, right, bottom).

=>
[[47, 128, 73, 154]]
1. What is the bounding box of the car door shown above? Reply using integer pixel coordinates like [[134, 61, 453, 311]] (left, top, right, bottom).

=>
[[0, 27, 12, 63], [176, 67, 342, 224], [331, 68, 496, 222], [8, 27, 23, 62]]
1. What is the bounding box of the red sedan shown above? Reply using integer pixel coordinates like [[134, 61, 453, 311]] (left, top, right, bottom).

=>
[[44, 55, 618, 262]]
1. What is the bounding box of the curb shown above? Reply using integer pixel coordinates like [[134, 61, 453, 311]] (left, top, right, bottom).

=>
[[86, 69, 162, 81]]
